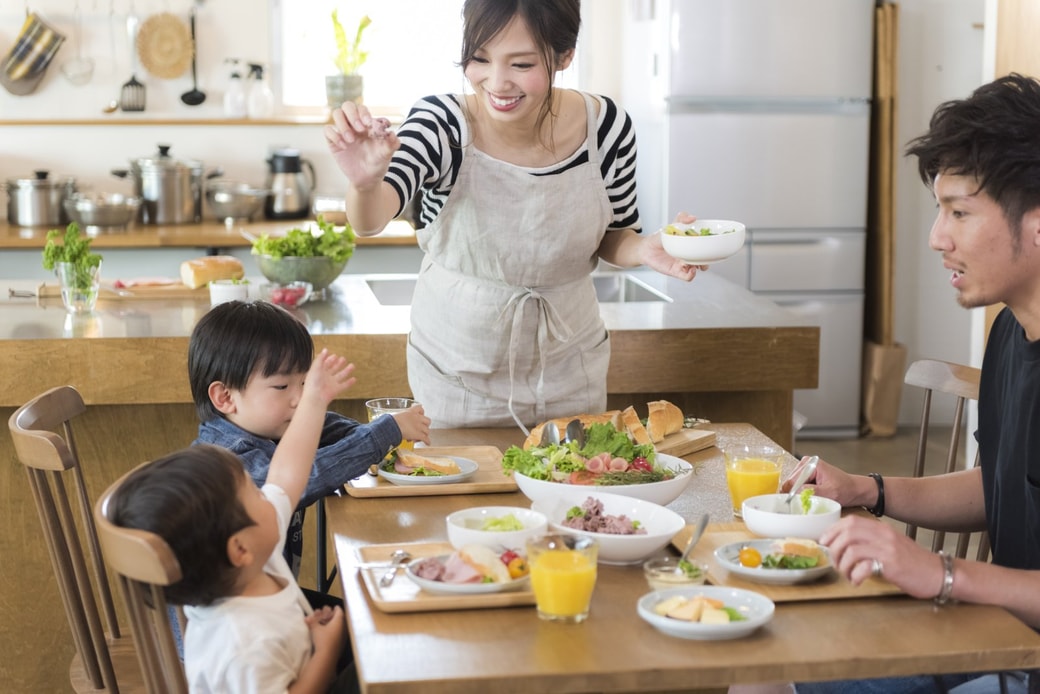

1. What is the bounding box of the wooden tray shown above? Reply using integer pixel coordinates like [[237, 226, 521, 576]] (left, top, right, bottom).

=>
[[38, 282, 208, 300], [356, 541, 536, 613], [670, 522, 903, 602], [344, 446, 517, 498], [656, 428, 716, 457]]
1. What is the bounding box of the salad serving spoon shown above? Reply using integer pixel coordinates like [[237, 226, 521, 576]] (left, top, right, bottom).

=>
[[539, 421, 560, 447], [565, 419, 585, 448]]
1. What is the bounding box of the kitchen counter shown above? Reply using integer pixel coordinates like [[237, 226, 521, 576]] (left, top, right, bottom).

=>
[[0, 269, 818, 449], [0, 218, 418, 249]]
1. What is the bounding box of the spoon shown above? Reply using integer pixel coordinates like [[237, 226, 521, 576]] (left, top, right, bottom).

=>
[[565, 418, 586, 448], [539, 421, 560, 447], [678, 513, 710, 567], [378, 549, 411, 587], [781, 455, 819, 514], [102, 98, 120, 113]]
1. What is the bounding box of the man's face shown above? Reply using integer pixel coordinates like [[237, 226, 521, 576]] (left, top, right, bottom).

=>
[[928, 173, 1038, 312]]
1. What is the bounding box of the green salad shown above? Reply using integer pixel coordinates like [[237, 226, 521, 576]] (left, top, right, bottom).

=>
[[251, 215, 356, 263]]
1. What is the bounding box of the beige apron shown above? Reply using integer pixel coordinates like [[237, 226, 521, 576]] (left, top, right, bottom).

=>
[[407, 92, 614, 432]]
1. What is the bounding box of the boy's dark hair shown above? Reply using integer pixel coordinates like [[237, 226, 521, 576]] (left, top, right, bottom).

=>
[[109, 444, 255, 606], [188, 300, 314, 422], [906, 73, 1040, 238]]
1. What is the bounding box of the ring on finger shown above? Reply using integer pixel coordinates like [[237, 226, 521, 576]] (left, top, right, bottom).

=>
[[871, 558, 884, 578]]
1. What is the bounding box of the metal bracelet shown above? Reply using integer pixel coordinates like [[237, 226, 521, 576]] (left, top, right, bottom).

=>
[[934, 551, 955, 606]]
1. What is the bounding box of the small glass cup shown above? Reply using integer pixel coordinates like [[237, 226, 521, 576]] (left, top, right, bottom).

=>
[[643, 557, 707, 591], [526, 534, 598, 623], [55, 260, 101, 314], [724, 443, 783, 518], [366, 397, 419, 456]]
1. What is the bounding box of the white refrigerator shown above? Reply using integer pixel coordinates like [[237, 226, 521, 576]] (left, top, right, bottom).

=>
[[621, 0, 875, 438]]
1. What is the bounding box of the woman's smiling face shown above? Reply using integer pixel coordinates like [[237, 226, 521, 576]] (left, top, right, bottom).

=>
[[464, 15, 564, 125]]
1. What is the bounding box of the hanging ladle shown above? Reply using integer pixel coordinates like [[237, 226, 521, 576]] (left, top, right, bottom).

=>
[[180, 5, 206, 106], [62, 0, 96, 85]]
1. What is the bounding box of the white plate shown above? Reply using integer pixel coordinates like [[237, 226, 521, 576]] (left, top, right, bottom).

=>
[[513, 454, 694, 506], [713, 540, 834, 585], [404, 556, 529, 595], [637, 586, 774, 640], [377, 456, 478, 486]]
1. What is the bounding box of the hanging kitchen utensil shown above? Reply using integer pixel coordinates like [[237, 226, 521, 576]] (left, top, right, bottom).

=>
[[0, 12, 66, 96], [119, 12, 145, 111], [61, 0, 95, 85], [180, 6, 205, 105], [136, 11, 191, 79]]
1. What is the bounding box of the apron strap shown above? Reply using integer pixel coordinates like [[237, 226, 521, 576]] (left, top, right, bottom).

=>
[[498, 287, 575, 433]]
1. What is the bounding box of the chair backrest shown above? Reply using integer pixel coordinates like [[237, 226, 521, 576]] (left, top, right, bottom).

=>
[[94, 467, 188, 694], [8, 385, 125, 691], [903, 358, 990, 561]]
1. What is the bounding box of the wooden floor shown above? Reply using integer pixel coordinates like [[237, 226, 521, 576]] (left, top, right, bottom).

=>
[[2, 424, 959, 692]]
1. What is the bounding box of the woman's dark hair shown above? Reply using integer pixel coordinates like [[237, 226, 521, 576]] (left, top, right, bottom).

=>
[[459, 0, 581, 145], [906, 73, 1040, 237], [109, 445, 255, 606], [188, 300, 313, 422]]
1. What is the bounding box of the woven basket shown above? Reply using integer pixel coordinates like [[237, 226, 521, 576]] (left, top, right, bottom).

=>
[[136, 12, 192, 79]]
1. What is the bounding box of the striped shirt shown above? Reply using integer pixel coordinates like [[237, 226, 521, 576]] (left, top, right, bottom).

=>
[[385, 92, 642, 232]]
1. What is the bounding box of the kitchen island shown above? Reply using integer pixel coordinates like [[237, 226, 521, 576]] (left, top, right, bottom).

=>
[[0, 268, 817, 690]]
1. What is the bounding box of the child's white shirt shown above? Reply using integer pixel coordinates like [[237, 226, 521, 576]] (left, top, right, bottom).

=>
[[183, 484, 314, 694]]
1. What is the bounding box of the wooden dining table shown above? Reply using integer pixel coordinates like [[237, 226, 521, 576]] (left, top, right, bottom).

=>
[[326, 423, 1040, 694]]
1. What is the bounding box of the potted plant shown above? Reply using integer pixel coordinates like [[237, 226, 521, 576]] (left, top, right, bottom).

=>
[[42, 223, 103, 313], [326, 11, 372, 108]]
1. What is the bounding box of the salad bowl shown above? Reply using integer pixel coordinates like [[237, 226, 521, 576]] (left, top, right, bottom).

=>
[[741, 493, 841, 540], [513, 453, 694, 506], [445, 506, 548, 552], [532, 492, 686, 564], [660, 219, 745, 264]]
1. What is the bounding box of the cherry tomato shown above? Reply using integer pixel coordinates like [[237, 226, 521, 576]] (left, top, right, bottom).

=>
[[630, 456, 652, 472], [738, 546, 762, 568], [499, 550, 519, 565], [506, 556, 529, 579]]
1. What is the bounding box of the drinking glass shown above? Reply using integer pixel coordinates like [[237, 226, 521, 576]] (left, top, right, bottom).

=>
[[526, 534, 598, 623], [55, 261, 101, 314], [365, 397, 419, 456], [724, 443, 782, 517]]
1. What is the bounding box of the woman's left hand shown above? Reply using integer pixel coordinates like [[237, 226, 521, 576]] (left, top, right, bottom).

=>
[[642, 212, 705, 281]]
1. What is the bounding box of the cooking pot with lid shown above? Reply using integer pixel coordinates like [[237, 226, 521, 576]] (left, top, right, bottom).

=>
[[5, 170, 76, 227], [112, 144, 221, 224]]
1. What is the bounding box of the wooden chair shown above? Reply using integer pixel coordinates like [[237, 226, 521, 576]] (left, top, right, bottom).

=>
[[8, 385, 144, 692], [903, 358, 990, 560], [94, 465, 188, 694]]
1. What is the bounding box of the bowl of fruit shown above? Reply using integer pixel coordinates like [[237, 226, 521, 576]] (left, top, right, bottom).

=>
[[258, 281, 312, 309]]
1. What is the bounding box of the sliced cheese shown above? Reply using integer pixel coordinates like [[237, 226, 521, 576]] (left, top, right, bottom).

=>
[[700, 607, 731, 624]]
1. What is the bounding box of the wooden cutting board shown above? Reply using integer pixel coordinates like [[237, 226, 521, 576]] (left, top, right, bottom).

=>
[[355, 541, 536, 613], [670, 522, 903, 602], [38, 282, 208, 300], [655, 428, 716, 457], [344, 445, 517, 498]]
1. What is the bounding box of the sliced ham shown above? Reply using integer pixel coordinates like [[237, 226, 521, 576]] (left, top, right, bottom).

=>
[[441, 553, 483, 583]]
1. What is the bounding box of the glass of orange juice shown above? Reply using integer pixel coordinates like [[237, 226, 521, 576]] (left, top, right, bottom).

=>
[[365, 398, 419, 458], [724, 444, 783, 517], [526, 534, 598, 623]]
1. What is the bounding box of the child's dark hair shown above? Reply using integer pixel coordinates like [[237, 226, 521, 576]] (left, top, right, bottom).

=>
[[906, 73, 1040, 237], [189, 300, 314, 422], [109, 445, 255, 606]]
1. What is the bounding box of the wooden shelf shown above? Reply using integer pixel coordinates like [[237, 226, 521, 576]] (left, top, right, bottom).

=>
[[0, 116, 331, 126]]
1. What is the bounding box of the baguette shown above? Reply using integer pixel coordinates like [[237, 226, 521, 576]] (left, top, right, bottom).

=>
[[522, 411, 623, 450], [646, 400, 684, 443], [179, 255, 245, 289], [621, 406, 652, 446]]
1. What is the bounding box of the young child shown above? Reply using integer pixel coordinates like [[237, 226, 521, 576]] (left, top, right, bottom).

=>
[[188, 300, 431, 577], [110, 349, 357, 692]]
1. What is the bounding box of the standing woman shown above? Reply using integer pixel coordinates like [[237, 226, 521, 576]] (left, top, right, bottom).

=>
[[325, 0, 700, 431]]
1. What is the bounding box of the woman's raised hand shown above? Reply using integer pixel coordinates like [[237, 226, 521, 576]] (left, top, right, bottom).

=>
[[324, 102, 401, 191]]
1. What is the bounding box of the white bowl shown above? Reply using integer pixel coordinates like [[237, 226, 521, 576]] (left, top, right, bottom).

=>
[[660, 219, 746, 264], [512, 453, 694, 506], [741, 493, 841, 540], [637, 586, 775, 640], [445, 506, 548, 552], [531, 493, 687, 565]]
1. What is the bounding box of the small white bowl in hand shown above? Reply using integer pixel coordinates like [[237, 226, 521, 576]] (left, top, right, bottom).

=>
[[741, 493, 841, 540], [445, 506, 548, 552], [660, 219, 746, 264]]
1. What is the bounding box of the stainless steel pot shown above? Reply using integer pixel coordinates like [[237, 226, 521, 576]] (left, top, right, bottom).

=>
[[112, 144, 221, 225], [5, 170, 76, 227]]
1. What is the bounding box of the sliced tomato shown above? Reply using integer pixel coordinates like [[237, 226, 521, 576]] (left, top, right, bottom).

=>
[[630, 456, 652, 472], [568, 470, 598, 485]]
